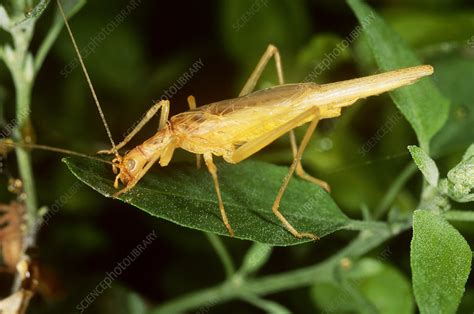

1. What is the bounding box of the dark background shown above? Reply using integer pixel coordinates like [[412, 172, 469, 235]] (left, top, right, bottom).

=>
[[0, 0, 473, 313]]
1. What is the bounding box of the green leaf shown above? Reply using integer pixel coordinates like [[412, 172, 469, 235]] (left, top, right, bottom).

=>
[[0, 5, 9, 30], [95, 285, 149, 314], [358, 260, 414, 314], [407, 145, 439, 187], [377, 10, 474, 52], [1, 0, 50, 28], [411, 210, 472, 314], [445, 143, 474, 203], [462, 144, 474, 161], [295, 33, 352, 82], [22, 0, 51, 21], [238, 243, 272, 276], [347, 0, 450, 152], [64, 156, 350, 246], [310, 258, 414, 314], [431, 57, 474, 155], [126, 292, 148, 314]]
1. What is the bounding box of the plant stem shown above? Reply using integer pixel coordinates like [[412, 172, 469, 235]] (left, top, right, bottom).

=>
[[344, 219, 389, 231], [339, 275, 378, 314], [373, 163, 417, 219], [1, 20, 39, 293], [240, 294, 290, 313], [7, 24, 39, 245], [152, 224, 405, 313], [205, 233, 235, 279], [444, 210, 474, 222]]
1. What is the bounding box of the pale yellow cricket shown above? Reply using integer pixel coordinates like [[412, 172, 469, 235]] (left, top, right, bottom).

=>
[[103, 62, 432, 240], [43, 1, 435, 240]]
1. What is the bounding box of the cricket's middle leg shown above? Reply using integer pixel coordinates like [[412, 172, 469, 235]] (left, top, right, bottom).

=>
[[204, 153, 234, 237]]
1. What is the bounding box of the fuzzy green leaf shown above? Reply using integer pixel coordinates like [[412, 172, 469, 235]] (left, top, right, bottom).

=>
[[64, 156, 350, 246], [408, 145, 439, 187], [411, 210, 472, 314], [348, 0, 450, 152], [0, 5, 9, 30], [22, 0, 51, 21], [445, 143, 474, 203], [431, 57, 474, 155], [239, 243, 273, 276], [311, 258, 414, 314]]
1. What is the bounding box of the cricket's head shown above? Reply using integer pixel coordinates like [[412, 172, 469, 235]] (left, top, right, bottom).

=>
[[111, 149, 147, 189], [111, 127, 175, 189]]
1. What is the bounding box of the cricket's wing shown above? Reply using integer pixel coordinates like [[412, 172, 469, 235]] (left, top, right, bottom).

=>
[[172, 83, 320, 146], [172, 65, 434, 154], [200, 83, 318, 116]]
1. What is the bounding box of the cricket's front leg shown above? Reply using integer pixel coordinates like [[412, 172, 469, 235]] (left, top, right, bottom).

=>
[[113, 183, 136, 198], [98, 100, 171, 155], [203, 153, 234, 237]]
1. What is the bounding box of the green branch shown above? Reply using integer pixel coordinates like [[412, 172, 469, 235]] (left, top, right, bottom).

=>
[[444, 210, 474, 222], [374, 163, 418, 219], [5, 23, 39, 241], [152, 223, 404, 313], [205, 233, 235, 279]]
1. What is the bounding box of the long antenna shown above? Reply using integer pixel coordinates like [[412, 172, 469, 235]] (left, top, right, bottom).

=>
[[1, 141, 112, 165], [56, 0, 118, 156]]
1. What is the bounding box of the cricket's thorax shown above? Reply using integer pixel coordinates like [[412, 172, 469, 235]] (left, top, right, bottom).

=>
[[137, 126, 175, 158], [168, 83, 342, 159]]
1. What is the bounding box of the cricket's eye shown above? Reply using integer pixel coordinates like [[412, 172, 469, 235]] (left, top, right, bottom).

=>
[[125, 159, 136, 171]]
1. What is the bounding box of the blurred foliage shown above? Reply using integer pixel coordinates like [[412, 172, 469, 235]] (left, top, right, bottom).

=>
[[310, 258, 414, 313], [0, 0, 473, 313]]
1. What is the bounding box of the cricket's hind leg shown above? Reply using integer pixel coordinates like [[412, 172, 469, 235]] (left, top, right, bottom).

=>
[[239, 44, 284, 96], [197, 45, 282, 237], [203, 153, 234, 237], [239, 44, 329, 192], [229, 107, 322, 240], [273, 113, 322, 240]]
